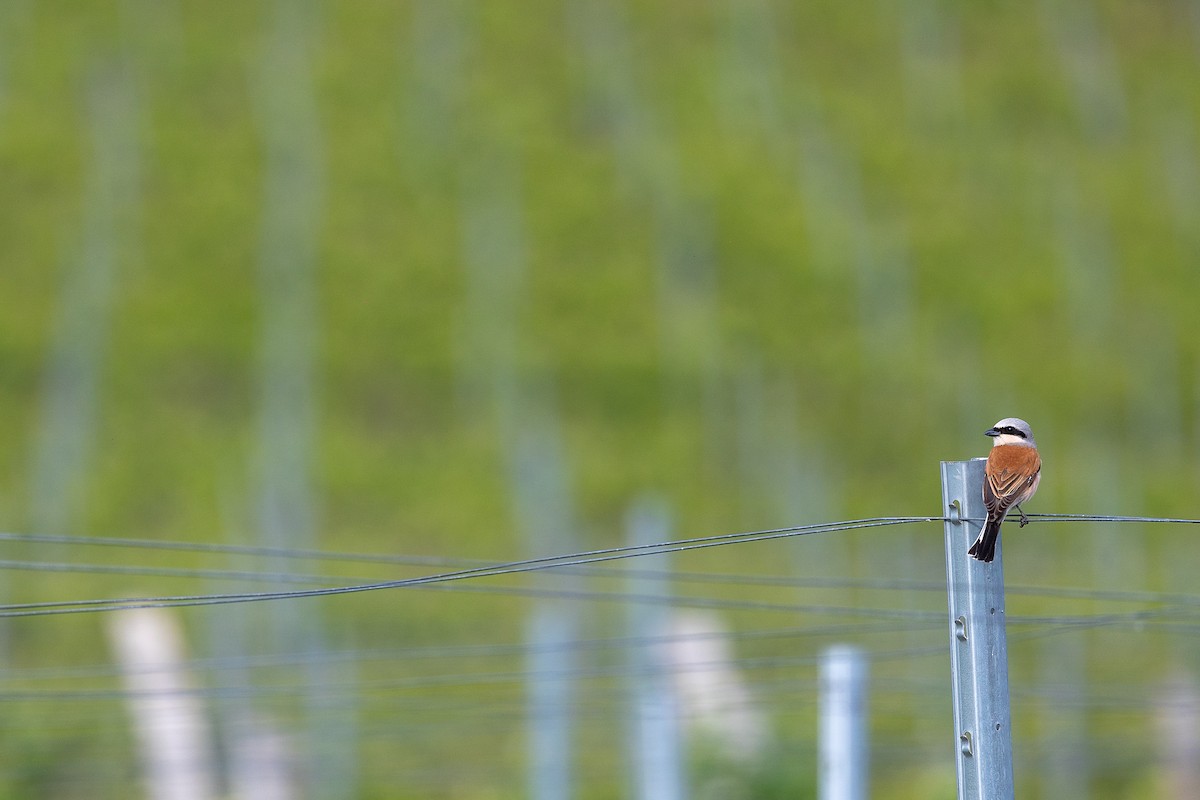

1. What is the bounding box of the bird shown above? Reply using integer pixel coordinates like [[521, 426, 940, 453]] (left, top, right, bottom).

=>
[[968, 417, 1041, 563]]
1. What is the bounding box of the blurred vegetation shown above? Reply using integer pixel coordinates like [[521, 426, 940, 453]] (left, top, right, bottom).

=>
[[2, 0, 1200, 798]]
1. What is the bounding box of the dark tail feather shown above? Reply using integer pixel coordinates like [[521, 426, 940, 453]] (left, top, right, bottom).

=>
[[968, 519, 1001, 563]]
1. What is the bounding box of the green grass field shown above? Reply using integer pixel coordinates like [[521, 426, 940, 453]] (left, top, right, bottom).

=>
[[2, 1, 1200, 797]]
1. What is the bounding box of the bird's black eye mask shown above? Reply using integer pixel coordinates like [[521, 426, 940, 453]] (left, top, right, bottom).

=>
[[1001, 426, 1025, 438]]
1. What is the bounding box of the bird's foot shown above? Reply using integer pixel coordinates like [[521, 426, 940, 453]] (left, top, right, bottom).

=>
[[1017, 505, 1030, 527]]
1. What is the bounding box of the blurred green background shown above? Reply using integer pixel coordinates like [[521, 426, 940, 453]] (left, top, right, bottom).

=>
[[2, 0, 1200, 798]]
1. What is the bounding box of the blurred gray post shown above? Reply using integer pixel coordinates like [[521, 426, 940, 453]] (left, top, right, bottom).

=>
[[941, 459, 1015, 800], [624, 498, 685, 800], [21, 65, 139, 663], [525, 605, 575, 800], [253, 3, 354, 798], [819, 645, 868, 800], [510, 413, 578, 800], [28, 63, 139, 543]]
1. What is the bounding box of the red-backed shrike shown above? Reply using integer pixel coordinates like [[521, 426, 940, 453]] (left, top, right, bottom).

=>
[[968, 417, 1041, 563]]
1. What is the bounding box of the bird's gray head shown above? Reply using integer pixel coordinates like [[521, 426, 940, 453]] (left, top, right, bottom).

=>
[[985, 417, 1037, 448]]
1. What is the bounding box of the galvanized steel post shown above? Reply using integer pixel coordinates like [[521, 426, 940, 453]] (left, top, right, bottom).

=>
[[625, 498, 685, 800], [941, 459, 1015, 800], [819, 644, 869, 800]]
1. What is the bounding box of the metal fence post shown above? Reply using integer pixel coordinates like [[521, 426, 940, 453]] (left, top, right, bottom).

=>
[[510, 412, 578, 800], [941, 459, 1015, 800], [625, 498, 685, 800], [819, 644, 869, 800]]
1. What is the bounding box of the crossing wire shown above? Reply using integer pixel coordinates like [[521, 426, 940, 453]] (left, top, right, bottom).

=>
[[2, 512, 1199, 617], [0, 516, 938, 617], [0, 607, 1193, 705], [1, 511, 1192, 566], [5, 553, 1199, 612]]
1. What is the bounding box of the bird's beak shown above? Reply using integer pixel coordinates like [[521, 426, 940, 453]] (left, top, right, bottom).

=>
[[984, 428, 1000, 437]]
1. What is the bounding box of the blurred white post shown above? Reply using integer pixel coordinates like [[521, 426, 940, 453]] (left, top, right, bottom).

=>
[[941, 458, 1015, 800], [227, 709, 296, 800], [108, 609, 217, 800], [666, 611, 766, 762], [625, 498, 685, 800], [819, 645, 869, 800], [1157, 669, 1200, 800]]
